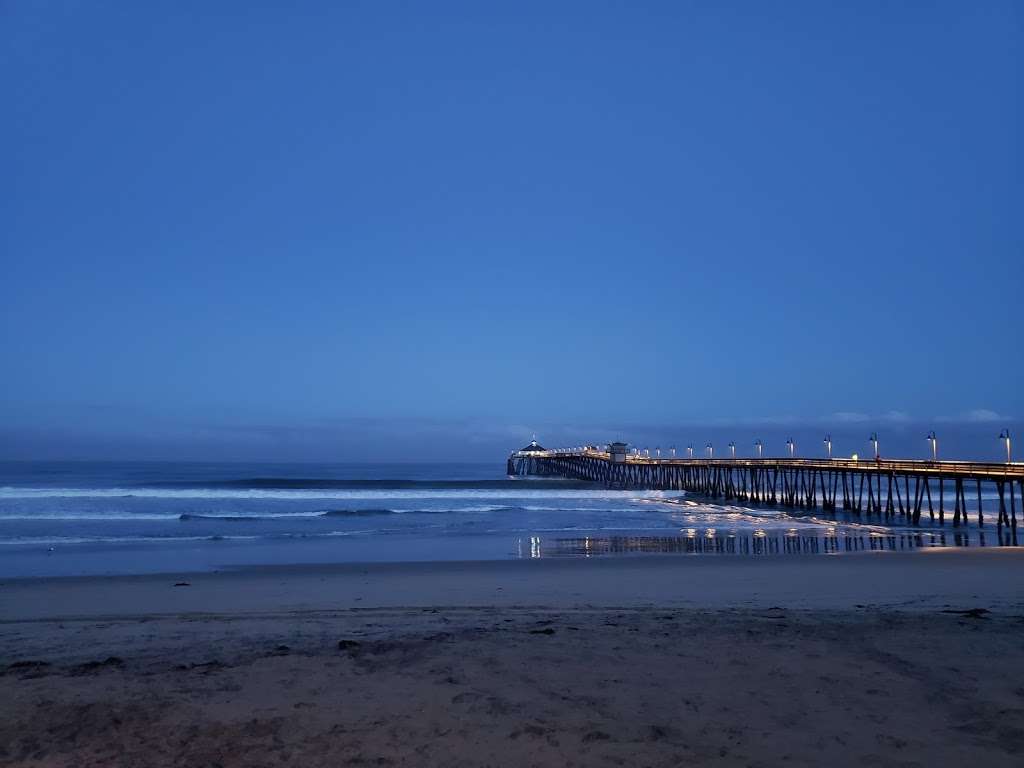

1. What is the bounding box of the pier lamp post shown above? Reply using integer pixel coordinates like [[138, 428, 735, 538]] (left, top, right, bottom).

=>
[[670, 446, 676, 459], [706, 442, 713, 459], [728, 441, 736, 459], [869, 432, 879, 460], [687, 445, 694, 459], [786, 438, 795, 458], [655, 447, 661, 459], [754, 439, 763, 459], [926, 431, 938, 462], [823, 434, 832, 459], [999, 429, 1011, 463]]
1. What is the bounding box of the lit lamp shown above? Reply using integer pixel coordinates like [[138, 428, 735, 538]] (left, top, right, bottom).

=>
[[728, 441, 736, 459], [786, 437, 795, 458], [706, 442, 713, 459], [687, 444, 694, 459], [999, 429, 1011, 463], [670, 445, 676, 459], [754, 439, 763, 459], [869, 432, 879, 460], [655, 446, 661, 459], [823, 434, 832, 459], [926, 431, 937, 462]]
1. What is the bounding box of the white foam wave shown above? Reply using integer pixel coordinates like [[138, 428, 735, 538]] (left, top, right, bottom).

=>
[[0, 534, 259, 546], [0, 513, 174, 521], [0, 487, 671, 501]]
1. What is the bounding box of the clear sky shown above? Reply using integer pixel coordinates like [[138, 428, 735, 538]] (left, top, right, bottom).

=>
[[2, 1, 1020, 462]]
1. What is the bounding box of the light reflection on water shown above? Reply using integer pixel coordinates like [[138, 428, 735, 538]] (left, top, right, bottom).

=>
[[519, 526, 1021, 559]]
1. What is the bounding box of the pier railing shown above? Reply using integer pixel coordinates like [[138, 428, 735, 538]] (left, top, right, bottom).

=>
[[507, 449, 1024, 527]]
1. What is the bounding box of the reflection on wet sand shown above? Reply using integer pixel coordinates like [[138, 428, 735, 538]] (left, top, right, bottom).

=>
[[523, 525, 1020, 558]]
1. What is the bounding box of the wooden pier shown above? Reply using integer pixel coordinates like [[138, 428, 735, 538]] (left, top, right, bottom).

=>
[[508, 447, 1024, 527]]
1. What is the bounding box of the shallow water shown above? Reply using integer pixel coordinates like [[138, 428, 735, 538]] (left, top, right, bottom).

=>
[[0, 461, 1016, 577]]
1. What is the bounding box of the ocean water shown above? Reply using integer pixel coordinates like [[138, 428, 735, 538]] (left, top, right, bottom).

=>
[[0, 461, 1015, 577]]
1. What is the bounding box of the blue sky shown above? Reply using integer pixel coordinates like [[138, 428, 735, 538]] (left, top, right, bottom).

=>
[[2, 1, 1020, 461]]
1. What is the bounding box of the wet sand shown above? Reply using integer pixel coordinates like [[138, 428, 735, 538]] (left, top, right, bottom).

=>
[[1, 551, 1023, 766]]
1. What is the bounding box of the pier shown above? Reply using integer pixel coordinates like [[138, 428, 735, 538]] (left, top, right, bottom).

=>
[[507, 444, 1024, 527]]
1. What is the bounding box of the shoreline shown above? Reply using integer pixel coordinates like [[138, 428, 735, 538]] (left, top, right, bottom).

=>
[[3, 549, 1022, 623]]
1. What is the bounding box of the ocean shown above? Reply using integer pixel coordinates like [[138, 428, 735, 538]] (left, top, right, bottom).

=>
[[0, 461, 1014, 577]]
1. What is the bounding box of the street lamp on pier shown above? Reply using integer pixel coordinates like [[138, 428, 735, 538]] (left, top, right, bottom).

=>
[[869, 432, 879, 460], [823, 434, 832, 459], [754, 439, 763, 459], [926, 431, 938, 462], [706, 442, 713, 459], [728, 441, 736, 459], [687, 444, 694, 459], [670, 445, 676, 459], [786, 438, 795, 458], [999, 429, 1011, 463], [655, 446, 661, 459]]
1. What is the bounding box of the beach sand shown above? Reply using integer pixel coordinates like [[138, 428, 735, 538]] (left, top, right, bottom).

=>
[[2, 551, 1023, 766]]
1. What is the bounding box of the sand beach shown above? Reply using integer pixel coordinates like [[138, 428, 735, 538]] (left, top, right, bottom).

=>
[[2, 551, 1022, 766]]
